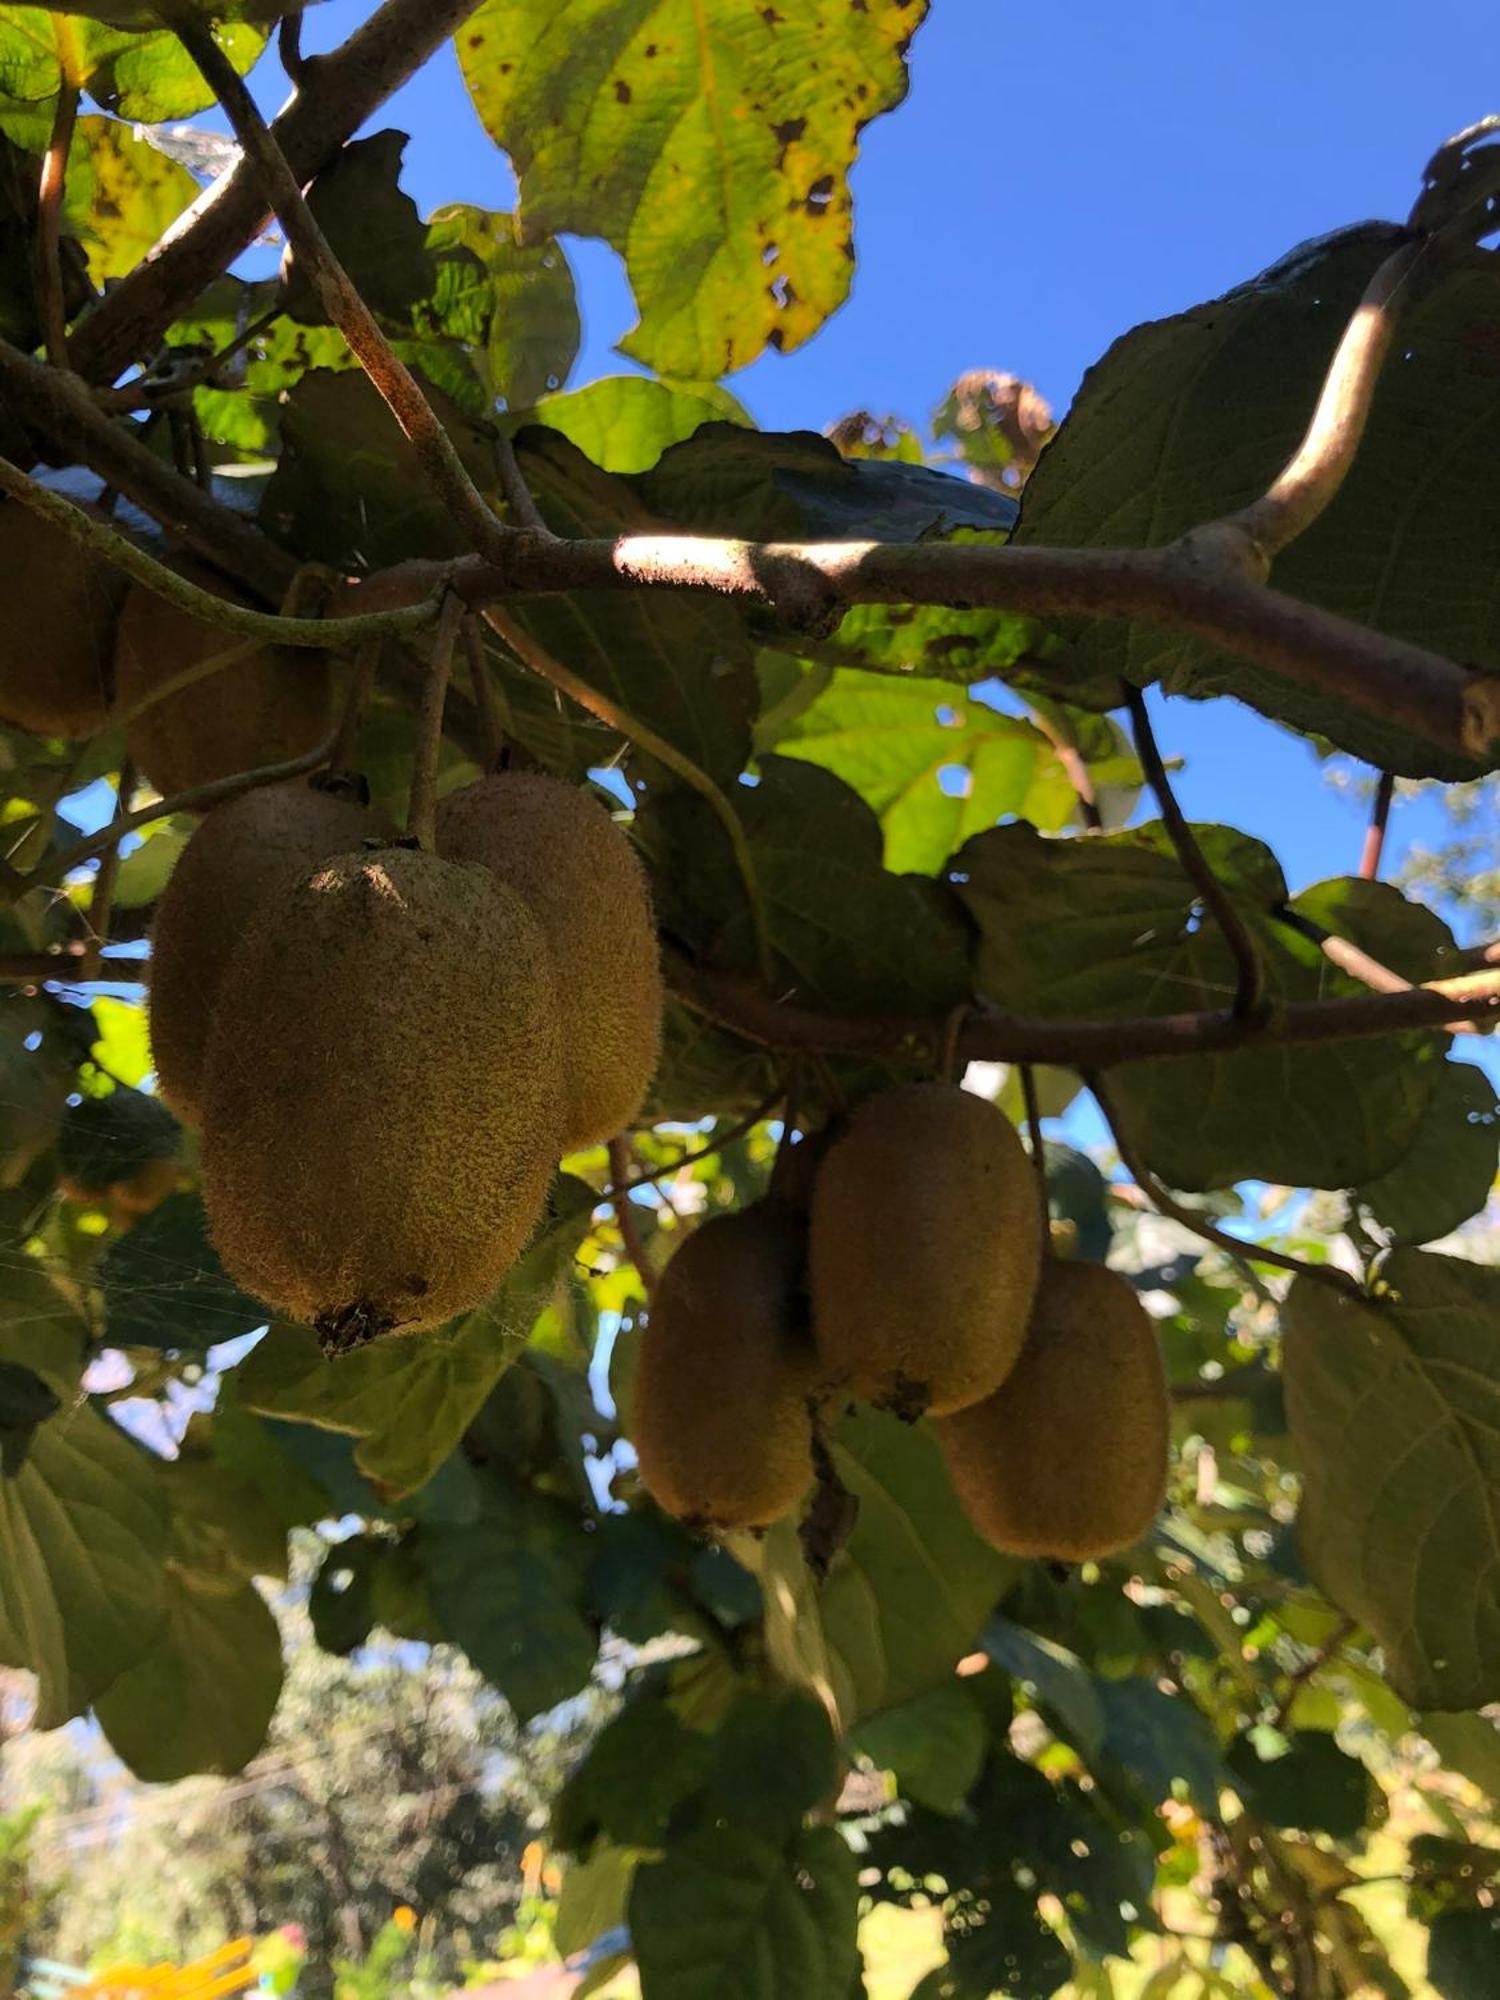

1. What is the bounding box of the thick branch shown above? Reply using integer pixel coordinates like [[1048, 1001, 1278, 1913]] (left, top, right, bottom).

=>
[[67, 0, 489, 386], [1220, 239, 1428, 561], [177, 20, 507, 562]]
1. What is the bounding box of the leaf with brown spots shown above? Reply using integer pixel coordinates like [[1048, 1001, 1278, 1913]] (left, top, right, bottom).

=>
[[457, 0, 930, 380]]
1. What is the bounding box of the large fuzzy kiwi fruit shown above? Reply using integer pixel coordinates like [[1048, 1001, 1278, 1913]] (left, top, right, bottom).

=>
[[0, 503, 125, 737], [808, 1082, 1042, 1419], [936, 1258, 1170, 1561], [148, 779, 381, 1127], [631, 1200, 818, 1532], [113, 574, 332, 794], [436, 773, 661, 1151], [200, 845, 564, 1346]]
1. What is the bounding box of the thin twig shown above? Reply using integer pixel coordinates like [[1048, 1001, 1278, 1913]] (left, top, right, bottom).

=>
[[607, 1136, 657, 1306], [602, 1090, 785, 1199], [484, 607, 774, 982], [18, 726, 347, 901], [34, 78, 79, 368], [80, 761, 136, 978], [94, 303, 284, 413], [1359, 771, 1396, 880], [1089, 1071, 1359, 1295], [327, 638, 381, 773], [1125, 684, 1268, 1020], [462, 617, 505, 770], [1018, 1063, 1052, 1257], [1029, 706, 1104, 830], [177, 18, 509, 565], [494, 432, 552, 537], [406, 592, 464, 849], [1220, 238, 1428, 562], [1272, 1616, 1357, 1733], [0, 454, 438, 651]]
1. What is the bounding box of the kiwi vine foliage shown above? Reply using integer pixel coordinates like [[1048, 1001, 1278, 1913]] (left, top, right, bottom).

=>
[[0, 3, 1498, 1995]]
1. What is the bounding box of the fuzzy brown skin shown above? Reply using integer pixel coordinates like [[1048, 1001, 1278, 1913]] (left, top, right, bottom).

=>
[[0, 503, 125, 737], [113, 576, 333, 794], [200, 847, 564, 1341], [631, 1201, 818, 1532], [149, 779, 383, 1126], [808, 1082, 1042, 1418], [436, 773, 662, 1151], [936, 1259, 1170, 1561]]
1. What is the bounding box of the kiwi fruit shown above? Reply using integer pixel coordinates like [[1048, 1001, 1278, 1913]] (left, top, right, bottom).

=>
[[113, 572, 333, 795], [936, 1258, 1170, 1561], [631, 1200, 818, 1532], [0, 502, 125, 737], [148, 779, 382, 1127], [436, 772, 662, 1151], [200, 845, 564, 1346], [808, 1082, 1042, 1419]]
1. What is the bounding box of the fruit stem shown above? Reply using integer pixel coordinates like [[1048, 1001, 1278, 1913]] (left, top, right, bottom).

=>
[[606, 1136, 658, 1306], [327, 637, 382, 774], [604, 1088, 785, 1199], [1018, 1062, 1051, 1260], [1359, 770, 1396, 881], [406, 591, 464, 850], [462, 617, 507, 771]]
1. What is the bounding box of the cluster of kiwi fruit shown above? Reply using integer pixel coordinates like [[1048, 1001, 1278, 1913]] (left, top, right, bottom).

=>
[[146, 765, 661, 1351], [0, 506, 331, 790], [632, 1080, 1170, 1565]]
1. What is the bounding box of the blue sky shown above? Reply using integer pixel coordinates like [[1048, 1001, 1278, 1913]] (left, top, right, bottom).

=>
[[234, 0, 1500, 903]]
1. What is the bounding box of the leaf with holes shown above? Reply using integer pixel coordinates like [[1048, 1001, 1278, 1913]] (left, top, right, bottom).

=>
[[1284, 1251, 1500, 1709], [458, 0, 931, 378]]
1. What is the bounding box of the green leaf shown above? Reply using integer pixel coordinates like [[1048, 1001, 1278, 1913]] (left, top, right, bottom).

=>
[[90, 992, 151, 1086], [63, 112, 196, 284], [820, 1407, 1021, 1722], [639, 756, 972, 1019], [281, 129, 433, 328], [1283, 1250, 1500, 1708], [853, 1683, 988, 1815], [641, 423, 1016, 542], [705, 1689, 839, 1842], [980, 1617, 1106, 1756], [458, 0, 930, 378], [99, 1191, 267, 1351], [47, 0, 313, 28], [0, 1256, 89, 1397], [554, 1697, 711, 1852], [1091, 1676, 1225, 1814], [423, 1479, 597, 1720], [58, 1084, 178, 1191], [942, 1880, 1072, 2000], [1422, 1711, 1500, 1801], [1358, 1059, 1499, 1245], [94, 1560, 282, 1781], [1227, 1727, 1370, 1836], [760, 668, 1079, 873], [1429, 1908, 1500, 2000], [520, 374, 749, 473], [555, 1841, 645, 1959], [1014, 225, 1500, 778], [0, 1359, 59, 1475], [0, 1400, 167, 1727], [955, 821, 1445, 1190], [422, 203, 579, 407], [236, 1175, 595, 1498], [630, 1824, 859, 2000]]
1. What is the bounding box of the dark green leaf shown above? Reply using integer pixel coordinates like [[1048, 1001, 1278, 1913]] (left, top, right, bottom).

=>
[[630, 1824, 858, 2000], [308, 1534, 383, 1656], [943, 1880, 1072, 2000], [99, 1191, 268, 1351], [0, 1400, 167, 1727], [424, 1480, 596, 1720], [1358, 1059, 1499, 1245], [95, 1563, 283, 1781], [706, 1689, 839, 1841], [955, 820, 1445, 1189], [458, 1, 929, 378], [1015, 225, 1500, 777], [0, 1359, 59, 1475], [518, 374, 750, 474], [639, 757, 972, 1019], [641, 424, 1015, 542], [1429, 1908, 1500, 2000], [852, 1684, 988, 1815], [1284, 1251, 1500, 1708], [58, 1085, 178, 1191], [1227, 1727, 1371, 1836], [554, 1698, 710, 1853], [281, 130, 433, 328], [1092, 1676, 1224, 1813]]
